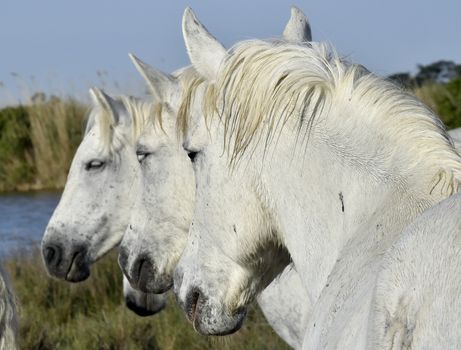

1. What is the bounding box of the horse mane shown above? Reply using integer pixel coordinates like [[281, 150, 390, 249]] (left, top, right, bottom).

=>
[[85, 95, 158, 156], [202, 39, 461, 196], [83, 66, 205, 156], [175, 66, 205, 138]]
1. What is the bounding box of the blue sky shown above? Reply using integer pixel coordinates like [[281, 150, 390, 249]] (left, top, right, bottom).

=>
[[1, 0, 460, 106]]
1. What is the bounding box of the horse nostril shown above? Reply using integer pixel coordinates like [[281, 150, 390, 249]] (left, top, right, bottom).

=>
[[185, 288, 202, 323], [43, 244, 62, 267], [128, 256, 155, 292], [137, 258, 155, 291], [45, 247, 55, 262]]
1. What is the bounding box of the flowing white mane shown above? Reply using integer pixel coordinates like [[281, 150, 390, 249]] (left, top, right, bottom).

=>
[[85, 96, 156, 155], [174, 66, 205, 138], [203, 39, 461, 195]]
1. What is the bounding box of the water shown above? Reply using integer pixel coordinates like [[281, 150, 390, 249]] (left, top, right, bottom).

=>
[[0, 191, 60, 258]]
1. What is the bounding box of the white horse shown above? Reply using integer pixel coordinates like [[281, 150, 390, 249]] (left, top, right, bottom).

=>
[[118, 55, 310, 347], [42, 8, 311, 347], [119, 8, 312, 348], [0, 266, 17, 350], [174, 8, 461, 348], [41, 88, 166, 315]]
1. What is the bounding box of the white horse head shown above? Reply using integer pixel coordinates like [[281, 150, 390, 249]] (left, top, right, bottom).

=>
[[174, 8, 461, 339], [174, 9, 288, 335], [42, 88, 145, 281], [118, 6, 311, 297], [118, 55, 198, 294], [41, 88, 166, 314]]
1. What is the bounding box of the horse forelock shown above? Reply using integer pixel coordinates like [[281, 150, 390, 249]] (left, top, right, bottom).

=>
[[176, 67, 206, 140], [85, 96, 155, 156], [199, 39, 461, 196]]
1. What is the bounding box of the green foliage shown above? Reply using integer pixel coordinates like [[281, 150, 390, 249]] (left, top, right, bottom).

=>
[[414, 78, 461, 129], [5, 252, 290, 350], [389, 60, 461, 88], [387, 72, 413, 89], [433, 78, 461, 129], [388, 60, 461, 129], [0, 106, 35, 190], [415, 60, 461, 85]]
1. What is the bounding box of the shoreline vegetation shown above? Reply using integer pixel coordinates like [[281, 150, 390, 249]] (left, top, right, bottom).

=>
[[0, 96, 87, 192], [1, 62, 461, 192]]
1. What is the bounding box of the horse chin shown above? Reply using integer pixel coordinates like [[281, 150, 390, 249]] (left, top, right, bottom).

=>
[[125, 295, 166, 317], [193, 301, 247, 336]]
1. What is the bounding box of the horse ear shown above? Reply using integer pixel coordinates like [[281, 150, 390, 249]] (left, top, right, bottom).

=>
[[89, 87, 127, 126], [182, 7, 227, 81], [282, 6, 312, 42], [129, 53, 178, 101], [89, 87, 117, 115]]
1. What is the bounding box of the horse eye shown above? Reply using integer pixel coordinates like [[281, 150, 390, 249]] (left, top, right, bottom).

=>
[[136, 151, 150, 163], [187, 151, 199, 163], [85, 160, 105, 171]]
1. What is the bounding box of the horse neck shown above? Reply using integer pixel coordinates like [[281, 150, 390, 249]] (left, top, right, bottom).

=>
[[255, 108, 451, 303]]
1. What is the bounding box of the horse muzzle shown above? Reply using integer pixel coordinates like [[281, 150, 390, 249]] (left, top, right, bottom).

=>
[[119, 249, 173, 294], [42, 242, 90, 282]]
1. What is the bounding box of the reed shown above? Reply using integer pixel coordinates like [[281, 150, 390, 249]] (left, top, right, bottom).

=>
[[0, 98, 87, 191]]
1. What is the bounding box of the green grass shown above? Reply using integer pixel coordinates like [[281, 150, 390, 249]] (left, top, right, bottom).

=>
[[4, 252, 290, 350]]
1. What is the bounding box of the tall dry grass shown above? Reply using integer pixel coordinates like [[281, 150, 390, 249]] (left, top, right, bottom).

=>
[[27, 99, 87, 189], [4, 251, 290, 350], [0, 98, 87, 191], [1, 75, 461, 192]]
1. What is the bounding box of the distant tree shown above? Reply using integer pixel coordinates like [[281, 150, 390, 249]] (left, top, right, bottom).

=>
[[0, 106, 34, 188], [415, 60, 461, 86], [388, 72, 414, 88]]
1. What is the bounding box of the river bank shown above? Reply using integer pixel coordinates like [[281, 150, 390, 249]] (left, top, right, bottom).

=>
[[0, 190, 60, 258]]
